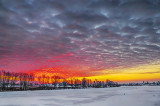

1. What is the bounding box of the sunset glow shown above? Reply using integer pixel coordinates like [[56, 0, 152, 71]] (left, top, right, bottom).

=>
[[0, 0, 160, 83]]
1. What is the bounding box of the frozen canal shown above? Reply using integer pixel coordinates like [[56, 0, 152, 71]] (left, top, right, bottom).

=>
[[0, 86, 160, 106]]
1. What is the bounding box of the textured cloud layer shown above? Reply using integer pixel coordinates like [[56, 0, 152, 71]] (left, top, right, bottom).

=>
[[0, 0, 160, 76]]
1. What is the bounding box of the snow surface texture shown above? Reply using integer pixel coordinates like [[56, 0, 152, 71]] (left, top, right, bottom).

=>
[[0, 86, 160, 106]]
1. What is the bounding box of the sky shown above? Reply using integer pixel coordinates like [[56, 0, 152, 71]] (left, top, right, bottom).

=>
[[0, 0, 160, 82]]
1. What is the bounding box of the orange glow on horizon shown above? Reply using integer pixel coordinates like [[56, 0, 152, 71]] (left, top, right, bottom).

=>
[[1, 60, 158, 83], [84, 60, 160, 82], [22, 60, 160, 83]]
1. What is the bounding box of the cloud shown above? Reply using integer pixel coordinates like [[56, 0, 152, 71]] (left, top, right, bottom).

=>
[[140, 71, 160, 74], [0, 0, 160, 76]]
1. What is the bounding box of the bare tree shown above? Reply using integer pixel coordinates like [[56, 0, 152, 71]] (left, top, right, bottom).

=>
[[82, 78, 87, 88], [53, 75, 60, 89], [0, 71, 2, 91]]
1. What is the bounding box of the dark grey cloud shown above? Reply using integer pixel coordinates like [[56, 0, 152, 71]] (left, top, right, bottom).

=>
[[0, 0, 160, 72]]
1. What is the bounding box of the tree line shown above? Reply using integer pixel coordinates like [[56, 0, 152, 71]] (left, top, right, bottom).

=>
[[0, 70, 119, 91]]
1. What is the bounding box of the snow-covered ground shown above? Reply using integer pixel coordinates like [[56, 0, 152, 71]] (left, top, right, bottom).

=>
[[0, 86, 160, 106]]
